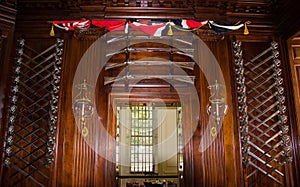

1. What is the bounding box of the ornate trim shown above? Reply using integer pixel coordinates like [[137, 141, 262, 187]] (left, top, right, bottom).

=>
[[194, 28, 224, 42], [73, 27, 106, 40]]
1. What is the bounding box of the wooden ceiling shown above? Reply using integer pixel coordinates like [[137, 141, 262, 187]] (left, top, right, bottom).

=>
[[0, 0, 299, 38]]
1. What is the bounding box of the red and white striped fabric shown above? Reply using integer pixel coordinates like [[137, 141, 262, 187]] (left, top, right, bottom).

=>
[[181, 20, 208, 29], [53, 20, 90, 31], [128, 20, 168, 36], [52, 19, 247, 36]]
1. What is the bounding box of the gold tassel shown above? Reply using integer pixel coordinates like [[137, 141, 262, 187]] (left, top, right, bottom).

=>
[[50, 24, 55, 36], [167, 24, 173, 36], [244, 21, 251, 35]]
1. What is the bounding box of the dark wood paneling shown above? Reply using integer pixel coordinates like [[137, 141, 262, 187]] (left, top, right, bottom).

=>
[[0, 1, 16, 185], [49, 30, 242, 187], [55, 35, 101, 186], [0, 30, 294, 187], [1, 0, 299, 186], [192, 37, 243, 187], [286, 33, 300, 187], [274, 0, 300, 39]]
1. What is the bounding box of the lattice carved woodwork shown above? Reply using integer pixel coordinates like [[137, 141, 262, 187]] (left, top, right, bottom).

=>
[[2, 38, 64, 186], [233, 40, 292, 186]]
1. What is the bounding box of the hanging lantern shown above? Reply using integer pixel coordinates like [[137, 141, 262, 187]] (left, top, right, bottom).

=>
[[206, 80, 228, 137], [73, 80, 94, 137]]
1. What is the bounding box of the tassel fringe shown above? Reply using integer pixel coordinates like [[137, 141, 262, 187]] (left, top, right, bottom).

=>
[[244, 21, 251, 35], [50, 24, 55, 36], [167, 24, 173, 36]]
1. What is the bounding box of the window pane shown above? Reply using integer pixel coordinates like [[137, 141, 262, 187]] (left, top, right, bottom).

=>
[[130, 105, 153, 173]]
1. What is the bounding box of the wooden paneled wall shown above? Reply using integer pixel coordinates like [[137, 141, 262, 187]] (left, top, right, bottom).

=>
[[0, 26, 298, 187], [0, 1, 300, 186], [287, 32, 300, 185], [0, 2, 16, 184], [54, 31, 239, 187]]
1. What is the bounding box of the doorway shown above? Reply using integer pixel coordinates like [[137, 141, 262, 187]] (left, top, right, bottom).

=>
[[115, 102, 182, 187]]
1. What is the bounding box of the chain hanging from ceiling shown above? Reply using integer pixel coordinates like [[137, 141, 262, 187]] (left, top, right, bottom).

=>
[[2, 38, 64, 186], [233, 40, 292, 186]]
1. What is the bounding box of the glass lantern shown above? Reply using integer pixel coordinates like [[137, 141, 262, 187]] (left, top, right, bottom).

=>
[[207, 80, 228, 136], [73, 80, 94, 137]]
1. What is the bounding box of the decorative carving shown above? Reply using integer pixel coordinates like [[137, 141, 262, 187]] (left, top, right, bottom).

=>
[[194, 28, 224, 41], [15, 0, 278, 15], [73, 27, 106, 40], [193, 0, 277, 14], [13, 0, 283, 34]]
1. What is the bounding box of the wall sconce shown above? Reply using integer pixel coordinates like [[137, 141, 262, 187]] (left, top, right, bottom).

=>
[[207, 80, 228, 137], [73, 80, 94, 137]]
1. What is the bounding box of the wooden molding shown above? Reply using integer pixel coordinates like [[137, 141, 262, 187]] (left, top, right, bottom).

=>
[[0, 3, 17, 37], [104, 6, 194, 19]]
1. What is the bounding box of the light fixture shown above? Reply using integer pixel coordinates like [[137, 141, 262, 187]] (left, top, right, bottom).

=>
[[206, 80, 228, 137], [73, 80, 94, 137]]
